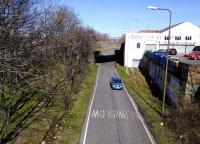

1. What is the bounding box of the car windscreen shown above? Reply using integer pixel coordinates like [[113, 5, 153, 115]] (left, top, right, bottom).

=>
[[113, 79, 122, 83]]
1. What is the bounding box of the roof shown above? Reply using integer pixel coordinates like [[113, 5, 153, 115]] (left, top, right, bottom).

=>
[[138, 22, 186, 34], [138, 30, 160, 33], [136, 21, 199, 34], [160, 22, 185, 33]]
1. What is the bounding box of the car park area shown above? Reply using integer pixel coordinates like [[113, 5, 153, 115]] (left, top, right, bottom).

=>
[[140, 48, 200, 104]]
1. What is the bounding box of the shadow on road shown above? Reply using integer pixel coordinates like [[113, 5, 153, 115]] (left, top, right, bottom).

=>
[[95, 55, 116, 63]]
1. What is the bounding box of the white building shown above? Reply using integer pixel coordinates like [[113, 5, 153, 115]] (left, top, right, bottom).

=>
[[124, 21, 200, 67]]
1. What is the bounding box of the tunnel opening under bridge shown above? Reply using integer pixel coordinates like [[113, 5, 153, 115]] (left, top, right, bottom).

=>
[[93, 42, 125, 64]]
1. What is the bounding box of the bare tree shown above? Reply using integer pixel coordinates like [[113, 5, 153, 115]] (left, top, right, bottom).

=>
[[0, 1, 100, 142]]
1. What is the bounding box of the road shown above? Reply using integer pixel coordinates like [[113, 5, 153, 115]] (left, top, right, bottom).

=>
[[80, 62, 156, 144]]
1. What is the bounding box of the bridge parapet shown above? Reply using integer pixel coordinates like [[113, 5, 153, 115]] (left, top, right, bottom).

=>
[[93, 42, 122, 51]]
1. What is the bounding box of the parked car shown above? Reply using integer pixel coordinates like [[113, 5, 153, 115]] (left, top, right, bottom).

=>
[[110, 77, 123, 90], [193, 46, 200, 51], [188, 51, 200, 60], [167, 48, 177, 55], [154, 48, 177, 55], [184, 46, 200, 57]]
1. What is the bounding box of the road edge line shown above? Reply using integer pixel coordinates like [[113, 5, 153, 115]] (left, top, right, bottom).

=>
[[80, 64, 101, 144], [113, 64, 156, 144]]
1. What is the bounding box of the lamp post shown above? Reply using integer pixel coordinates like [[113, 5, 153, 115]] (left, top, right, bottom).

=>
[[147, 6, 172, 125]]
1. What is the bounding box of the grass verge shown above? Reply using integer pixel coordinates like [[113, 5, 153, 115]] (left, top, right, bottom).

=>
[[115, 63, 179, 144], [55, 64, 98, 144], [12, 63, 98, 144]]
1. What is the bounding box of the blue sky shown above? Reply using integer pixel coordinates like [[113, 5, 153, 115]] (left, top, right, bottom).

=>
[[57, 0, 200, 37]]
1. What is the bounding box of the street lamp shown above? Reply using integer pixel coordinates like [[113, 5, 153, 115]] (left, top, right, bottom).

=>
[[147, 6, 172, 125]]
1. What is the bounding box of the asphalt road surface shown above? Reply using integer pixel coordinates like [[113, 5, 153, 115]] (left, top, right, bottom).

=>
[[80, 62, 156, 144]]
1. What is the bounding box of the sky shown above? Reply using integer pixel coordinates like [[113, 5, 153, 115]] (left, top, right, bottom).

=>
[[56, 0, 200, 37]]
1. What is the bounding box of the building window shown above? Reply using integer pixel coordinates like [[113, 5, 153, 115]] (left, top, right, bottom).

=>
[[164, 36, 170, 40], [185, 36, 192, 40], [137, 43, 140, 48], [175, 36, 181, 40]]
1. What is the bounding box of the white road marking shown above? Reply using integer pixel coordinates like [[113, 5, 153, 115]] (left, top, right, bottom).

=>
[[113, 64, 157, 144], [115, 111, 129, 119], [91, 110, 130, 119], [91, 110, 105, 118], [82, 64, 101, 144]]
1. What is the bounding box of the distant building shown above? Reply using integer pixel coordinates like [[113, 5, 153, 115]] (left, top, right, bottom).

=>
[[124, 21, 200, 67]]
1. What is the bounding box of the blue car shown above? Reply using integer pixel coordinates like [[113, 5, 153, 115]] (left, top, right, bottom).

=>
[[110, 77, 123, 90]]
